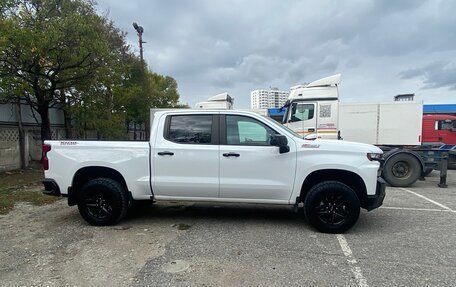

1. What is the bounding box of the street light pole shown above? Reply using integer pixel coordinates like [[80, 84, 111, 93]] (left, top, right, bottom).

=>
[[132, 22, 147, 140], [132, 22, 145, 65]]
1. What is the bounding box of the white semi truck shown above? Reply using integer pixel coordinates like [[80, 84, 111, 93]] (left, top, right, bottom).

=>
[[281, 74, 450, 187]]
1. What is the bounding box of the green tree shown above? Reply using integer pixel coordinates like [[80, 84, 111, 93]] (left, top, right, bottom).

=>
[[121, 64, 183, 139], [0, 0, 118, 140], [149, 73, 181, 108], [1, 0, 185, 141], [70, 51, 142, 140]]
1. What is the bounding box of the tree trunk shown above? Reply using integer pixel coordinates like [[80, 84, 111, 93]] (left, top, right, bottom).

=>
[[60, 89, 72, 139], [39, 104, 51, 141], [63, 108, 72, 139], [15, 101, 26, 169]]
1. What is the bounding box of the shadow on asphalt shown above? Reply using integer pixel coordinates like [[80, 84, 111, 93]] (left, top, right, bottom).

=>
[[124, 202, 306, 224], [122, 203, 387, 234]]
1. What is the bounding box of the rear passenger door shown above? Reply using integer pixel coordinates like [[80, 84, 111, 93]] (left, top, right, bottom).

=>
[[153, 113, 220, 198]]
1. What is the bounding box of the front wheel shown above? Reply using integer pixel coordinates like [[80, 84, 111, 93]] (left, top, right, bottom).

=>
[[304, 181, 360, 233], [77, 178, 129, 226]]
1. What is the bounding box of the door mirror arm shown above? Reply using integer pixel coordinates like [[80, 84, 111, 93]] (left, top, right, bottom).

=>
[[270, 134, 290, 154], [279, 146, 290, 154]]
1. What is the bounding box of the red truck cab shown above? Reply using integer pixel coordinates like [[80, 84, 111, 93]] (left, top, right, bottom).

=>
[[422, 114, 456, 144]]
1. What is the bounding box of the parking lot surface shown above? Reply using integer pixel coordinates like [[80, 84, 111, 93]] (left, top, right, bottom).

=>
[[1, 171, 455, 286]]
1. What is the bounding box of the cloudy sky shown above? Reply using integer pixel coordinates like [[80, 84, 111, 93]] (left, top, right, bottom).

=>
[[96, 0, 456, 108]]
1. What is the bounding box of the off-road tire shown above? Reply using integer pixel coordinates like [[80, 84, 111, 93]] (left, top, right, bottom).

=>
[[77, 178, 128, 226], [304, 181, 360, 233], [383, 153, 421, 187]]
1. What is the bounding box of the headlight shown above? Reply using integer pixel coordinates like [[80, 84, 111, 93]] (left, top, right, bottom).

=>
[[367, 153, 382, 161]]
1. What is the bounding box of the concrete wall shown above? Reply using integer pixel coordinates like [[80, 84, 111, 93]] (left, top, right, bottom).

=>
[[0, 126, 65, 171], [0, 102, 66, 171], [0, 128, 21, 171]]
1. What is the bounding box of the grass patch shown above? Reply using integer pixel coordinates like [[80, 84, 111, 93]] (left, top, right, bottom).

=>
[[0, 188, 61, 215], [0, 168, 43, 189]]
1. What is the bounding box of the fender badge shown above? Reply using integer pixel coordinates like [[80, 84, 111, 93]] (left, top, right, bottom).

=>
[[301, 144, 320, 148], [60, 141, 77, 145]]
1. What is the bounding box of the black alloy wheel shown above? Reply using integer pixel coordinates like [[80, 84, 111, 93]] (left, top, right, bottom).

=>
[[77, 178, 128, 226], [315, 194, 351, 226], [304, 181, 360, 233], [84, 190, 114, 221]]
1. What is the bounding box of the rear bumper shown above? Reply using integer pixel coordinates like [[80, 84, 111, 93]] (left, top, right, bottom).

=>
[[366, 177, 386, 211], [42, 179, 61, 196]]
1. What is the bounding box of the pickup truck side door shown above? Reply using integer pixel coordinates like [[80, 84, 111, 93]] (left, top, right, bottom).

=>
[[152, 113, 220, 198], [219, 114, 296, 201]]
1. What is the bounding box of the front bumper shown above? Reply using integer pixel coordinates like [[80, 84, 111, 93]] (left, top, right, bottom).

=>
[[42, 179, 61, 196], [366, 177, 386, 211]]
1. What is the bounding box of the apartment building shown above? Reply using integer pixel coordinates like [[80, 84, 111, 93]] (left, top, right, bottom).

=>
[[250, 88, 289, 109]]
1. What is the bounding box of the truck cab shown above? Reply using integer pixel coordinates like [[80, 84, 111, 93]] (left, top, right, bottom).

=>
[[422, 114, 456, 144], [282, 74, 340, 140]]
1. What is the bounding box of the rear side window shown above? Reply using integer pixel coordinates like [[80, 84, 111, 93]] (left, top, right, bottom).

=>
[[166, 115, 213, 144]]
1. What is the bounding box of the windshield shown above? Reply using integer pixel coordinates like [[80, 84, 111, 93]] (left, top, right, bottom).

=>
[[260, 115, 302, 138]]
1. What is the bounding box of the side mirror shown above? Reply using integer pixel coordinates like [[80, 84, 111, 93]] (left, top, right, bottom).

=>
[[270, 134, 290, 154]]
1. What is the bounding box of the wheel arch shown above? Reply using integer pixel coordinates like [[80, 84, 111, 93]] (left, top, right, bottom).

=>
[[299, 169, 369, 209], [69, 166, 128, 206]]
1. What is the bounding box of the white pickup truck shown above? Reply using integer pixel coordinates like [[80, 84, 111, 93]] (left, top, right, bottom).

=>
[[42, 109, 385, 233]]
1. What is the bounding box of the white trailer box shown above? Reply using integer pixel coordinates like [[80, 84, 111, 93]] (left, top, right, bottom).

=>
[[195, 92, 234, 109], [339, 101, 423, 146]]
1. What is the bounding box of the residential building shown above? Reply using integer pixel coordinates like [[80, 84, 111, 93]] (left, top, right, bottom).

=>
[[394, 94, 415, 101], [250, 88, 289, 109]]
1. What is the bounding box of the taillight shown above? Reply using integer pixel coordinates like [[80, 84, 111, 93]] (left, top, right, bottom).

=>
[[42, 144, 51, 170]]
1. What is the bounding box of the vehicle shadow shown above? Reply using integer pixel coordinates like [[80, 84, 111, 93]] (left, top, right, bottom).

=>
[[124, 202, 307, 226]]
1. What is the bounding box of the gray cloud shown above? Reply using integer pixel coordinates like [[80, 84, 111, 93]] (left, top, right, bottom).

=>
[[399, 61, 456, 90], [97, 0, 456, 107]]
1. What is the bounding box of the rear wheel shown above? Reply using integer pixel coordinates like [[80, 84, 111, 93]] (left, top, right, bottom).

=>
[[304, 181, 360, 233], [383, 153, 421, 187], [77, 178, 128, 226]]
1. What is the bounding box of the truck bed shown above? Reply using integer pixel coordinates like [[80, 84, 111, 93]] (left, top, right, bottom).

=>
[[44, 140, 152, 199]]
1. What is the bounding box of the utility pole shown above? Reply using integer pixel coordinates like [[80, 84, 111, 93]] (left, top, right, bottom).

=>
[[132, 22, 147, 140]]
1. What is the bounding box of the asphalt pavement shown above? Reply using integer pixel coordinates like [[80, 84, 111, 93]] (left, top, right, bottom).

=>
[[129, 170, 456, 287]]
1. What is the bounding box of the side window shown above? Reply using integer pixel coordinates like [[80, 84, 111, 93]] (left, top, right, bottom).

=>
[[226, 115, 276, 145], [290, 103, 314, 122], [166, 115, 212, 144], [437, 120, 454, 131]]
